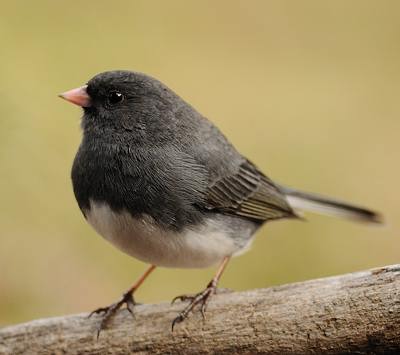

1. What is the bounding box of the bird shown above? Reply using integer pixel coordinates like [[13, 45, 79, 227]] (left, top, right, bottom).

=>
[[59, 70, 382, 335]]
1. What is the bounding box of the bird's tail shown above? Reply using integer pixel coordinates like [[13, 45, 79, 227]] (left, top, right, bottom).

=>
[[280, 186, 383, 224]]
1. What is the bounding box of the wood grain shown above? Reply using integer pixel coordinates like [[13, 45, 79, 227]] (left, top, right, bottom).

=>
[[1, 265, 399, 354]]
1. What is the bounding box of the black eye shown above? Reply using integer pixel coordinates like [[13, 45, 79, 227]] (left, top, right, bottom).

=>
[[107, 91, 124, 105]]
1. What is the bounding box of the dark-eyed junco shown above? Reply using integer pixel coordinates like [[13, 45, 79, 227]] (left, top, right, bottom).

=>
[[59, 70, 382, 335]]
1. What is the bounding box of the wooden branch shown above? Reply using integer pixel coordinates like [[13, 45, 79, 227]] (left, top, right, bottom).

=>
[[1, 265, 399, 354]]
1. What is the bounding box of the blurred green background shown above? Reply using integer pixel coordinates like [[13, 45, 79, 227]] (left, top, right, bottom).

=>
[[0, 1, 398, 326]]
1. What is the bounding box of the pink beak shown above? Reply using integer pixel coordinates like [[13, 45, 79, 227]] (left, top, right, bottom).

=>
[[59, 85, 92, 107]]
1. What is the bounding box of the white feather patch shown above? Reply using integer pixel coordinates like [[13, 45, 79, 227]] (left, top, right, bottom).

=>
[[287, 195, 365, 221], [85, 200, 241, 268]]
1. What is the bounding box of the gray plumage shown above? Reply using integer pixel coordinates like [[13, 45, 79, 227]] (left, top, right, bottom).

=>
[[70, 70, 382, 268]]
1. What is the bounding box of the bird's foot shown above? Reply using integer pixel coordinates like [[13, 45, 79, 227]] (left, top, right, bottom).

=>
[[171, 280, 217, 331], [88, 291, 136, 339]]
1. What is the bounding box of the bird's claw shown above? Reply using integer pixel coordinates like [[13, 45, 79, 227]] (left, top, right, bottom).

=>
[[171, 294, 195, 305], [171, 282, 216, 331], [88, 291, 136, 339]]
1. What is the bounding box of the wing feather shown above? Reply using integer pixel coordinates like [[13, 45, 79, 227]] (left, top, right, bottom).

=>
[[205, 160, 297, 222]]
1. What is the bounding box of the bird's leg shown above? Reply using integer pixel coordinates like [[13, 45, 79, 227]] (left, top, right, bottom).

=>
[[89, 264, 156, 338], [171, 256, 230, 331]]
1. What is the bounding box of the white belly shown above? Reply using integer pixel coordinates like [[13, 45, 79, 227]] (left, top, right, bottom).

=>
[[84, 200, 243, 268]]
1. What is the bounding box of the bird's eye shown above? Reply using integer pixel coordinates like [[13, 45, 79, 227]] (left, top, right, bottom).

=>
[[107, 91, 124, 105]]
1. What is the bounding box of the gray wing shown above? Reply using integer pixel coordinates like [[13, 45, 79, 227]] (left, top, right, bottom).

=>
[[204, 160, 298, 222]]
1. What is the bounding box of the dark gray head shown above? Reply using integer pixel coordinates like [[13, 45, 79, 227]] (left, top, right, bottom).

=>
[[60, 70, 189, 144], [60, 70, 243, 182]]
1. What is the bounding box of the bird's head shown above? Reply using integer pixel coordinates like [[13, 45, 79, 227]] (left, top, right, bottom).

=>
[[59, 70, 184, 143]]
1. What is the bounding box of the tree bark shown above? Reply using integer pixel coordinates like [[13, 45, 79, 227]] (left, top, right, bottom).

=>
[[1, 265, 399, 354]]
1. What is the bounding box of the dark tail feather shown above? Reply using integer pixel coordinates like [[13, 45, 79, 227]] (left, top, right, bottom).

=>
[[280, 186, 383, 224]]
